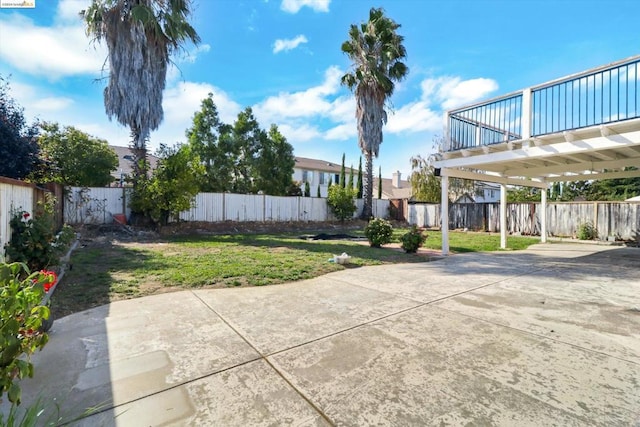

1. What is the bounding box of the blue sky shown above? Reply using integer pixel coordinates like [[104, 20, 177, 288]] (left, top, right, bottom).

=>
[[1, 0, 638, 178]]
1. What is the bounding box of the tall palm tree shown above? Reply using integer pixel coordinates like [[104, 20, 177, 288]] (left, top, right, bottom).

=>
[[82, 0, 200, 183], [341, 7, 408, 219]]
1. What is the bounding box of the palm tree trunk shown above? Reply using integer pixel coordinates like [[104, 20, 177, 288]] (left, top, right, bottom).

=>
[[361, 151, 373, 219]]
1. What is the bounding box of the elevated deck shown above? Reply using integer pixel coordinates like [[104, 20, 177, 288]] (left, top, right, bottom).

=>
[[435, 55, 640, 186], [432, 56, 640, 254]]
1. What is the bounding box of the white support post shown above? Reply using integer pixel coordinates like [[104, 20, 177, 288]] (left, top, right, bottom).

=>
[[441, 174, 449, 256], [521, 88, 532, 140], [541, 187, 547, 243], [500, 184, 507, 249]]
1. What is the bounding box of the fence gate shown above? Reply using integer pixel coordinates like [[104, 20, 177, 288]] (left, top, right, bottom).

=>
[[389, 199, 406, 221]]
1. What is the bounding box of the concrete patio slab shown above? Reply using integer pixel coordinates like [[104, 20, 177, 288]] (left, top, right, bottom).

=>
[[193, 277, 419, 355], [12, 292, 260, 421], [4, 242, 639, 426], [269, 305, 639, 425], [78, 360, 330, 426]]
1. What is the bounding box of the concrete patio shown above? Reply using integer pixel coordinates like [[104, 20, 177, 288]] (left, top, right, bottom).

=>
[[9, 243, 640, 426]]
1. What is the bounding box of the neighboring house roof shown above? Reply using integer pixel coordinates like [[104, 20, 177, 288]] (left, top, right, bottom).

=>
[[626, 195, 640, 202], [294, 156, 356, 174], [372, 174, 412, 200], [110, 145, 160, 183], [455, 194, 476, 203]]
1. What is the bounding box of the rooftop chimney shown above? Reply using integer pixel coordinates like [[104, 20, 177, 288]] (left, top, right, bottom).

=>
[[392, 171, 401, 188]]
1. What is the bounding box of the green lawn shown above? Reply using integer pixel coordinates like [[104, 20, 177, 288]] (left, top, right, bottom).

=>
[[51, 229, 540, 318]]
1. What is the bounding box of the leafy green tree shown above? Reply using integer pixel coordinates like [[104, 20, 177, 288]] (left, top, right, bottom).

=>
[[186, 94, 235, 192], [357, 157, 363, 198], [254, 125, 295, 196], [287, 181, 303, 196], [327, 185, 357, 221], [560, 181, 591, 201], [0, 76, 39, 180], [35, 122, 118, 186], [588, 170, 640, 200], [130, 144, 204, 227], [339, 153, 346, 188], [409, 155, 441, 202], [230, 108, 262, 193], [507, 186, 541, 202], [82, 0, 200, 184], [341, 7, 408, 219]]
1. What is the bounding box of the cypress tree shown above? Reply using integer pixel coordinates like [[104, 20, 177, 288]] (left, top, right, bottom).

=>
[[340, 153, 346, 188], [357, 157, 363, 198], [317, 184, 321, 198], [378, 166, 382, 199], [304, 181, 310, 197], [348, 164, 354, 189]]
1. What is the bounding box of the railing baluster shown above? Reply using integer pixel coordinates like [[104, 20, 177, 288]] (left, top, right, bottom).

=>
[[446, 56, 640, 151]]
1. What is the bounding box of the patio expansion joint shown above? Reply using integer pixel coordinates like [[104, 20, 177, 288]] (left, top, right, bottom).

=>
[[264, 270, 541, 359], [190, 290, 337, 427]]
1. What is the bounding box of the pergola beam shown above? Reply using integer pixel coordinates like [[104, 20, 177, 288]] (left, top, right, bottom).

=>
[[440, 168, 548, 189], [545, 169, 640, 182], [503, 157, 640, 177], [433, 131, 640, 170]]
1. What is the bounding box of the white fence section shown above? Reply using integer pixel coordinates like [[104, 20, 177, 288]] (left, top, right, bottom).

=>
[[65, 187, 391, 225], [0, 180, 35, 259], [64, 187, 130, 225]]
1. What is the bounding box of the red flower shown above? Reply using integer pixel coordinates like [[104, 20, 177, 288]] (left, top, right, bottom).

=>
[[22, 212, 30, 219], [38, 270, 58, 293]]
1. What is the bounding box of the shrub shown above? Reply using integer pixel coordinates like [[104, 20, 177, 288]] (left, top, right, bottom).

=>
[[364, 218, 393, 247], [4, 196, 74, 271], [0, 263, 51, 405], [401, 226, 427, 253], [577, 221, 598, 240], [327, 185, 357, 221]]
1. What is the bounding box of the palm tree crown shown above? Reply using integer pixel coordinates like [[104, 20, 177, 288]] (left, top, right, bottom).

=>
[[341, 7, 408, 218], [82, 0, 200, 178]]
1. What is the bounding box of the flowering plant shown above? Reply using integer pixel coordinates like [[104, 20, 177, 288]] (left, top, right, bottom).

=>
[[4, 197, 74, 271], [0, 263, 50, 405], [35, 270, 57, 293]]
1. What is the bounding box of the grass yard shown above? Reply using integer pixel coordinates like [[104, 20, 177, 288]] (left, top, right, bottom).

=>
[[51, 228, 540, 318]]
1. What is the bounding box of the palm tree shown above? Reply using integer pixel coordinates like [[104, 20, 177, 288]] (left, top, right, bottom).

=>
[[82, 0, 200, 184], [341, 7, 408, 219]]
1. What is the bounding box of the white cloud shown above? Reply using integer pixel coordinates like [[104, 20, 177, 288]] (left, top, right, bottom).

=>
[[277, 123, 321, 142], [162, 81, 242, 128], [181, 44, 211, 63], [280, 0, 330, 13], [324, 123, 356, 140], [273, 35, 308, 54], [31, 97, 75, 112], [386, 101, 442, 134], [0, 11, 105, 79], [326, 96, 354, 123], [421, 76, 498, 110], [57, 0, 91, 23], [253, 65, 342, 124]]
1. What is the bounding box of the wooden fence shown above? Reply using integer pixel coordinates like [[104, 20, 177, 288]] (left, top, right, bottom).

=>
[[408, 201, 640, 241]]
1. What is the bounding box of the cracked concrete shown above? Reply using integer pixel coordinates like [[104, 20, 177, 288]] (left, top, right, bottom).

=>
[[4, 243, 640, 426]]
